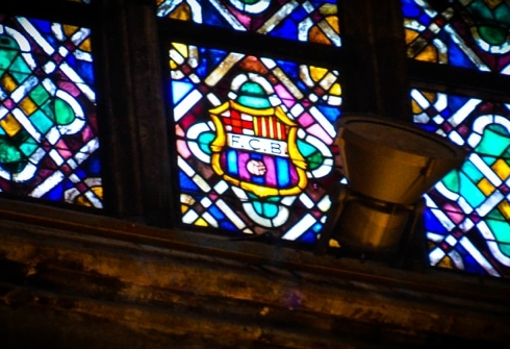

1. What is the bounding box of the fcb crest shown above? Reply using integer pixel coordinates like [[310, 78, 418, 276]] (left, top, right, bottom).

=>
[[209, 98, 308, 198], [186, 73, 333, 228]]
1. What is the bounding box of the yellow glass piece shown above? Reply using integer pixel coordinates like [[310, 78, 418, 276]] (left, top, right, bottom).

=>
[[422, 90, 437, 104], [0, 113, 22, 137], [412, 91, 436, 113], [19, 97, 37, 116], [484, 0, 503, 10], [325, 16, 340, 34], [492, 158, 510, 181], [478, 177, 496, 196], [169, 3, 192, 21], [75, 186, 103, 207], [1, 73, 18, 93], [330, 82, 341, 96], [405, 28, 420, 45], [173, 43, 189, 60], [63, 24, 79, 38], [194, 217, 208, 227], [498, 200, 510, 220], [309, 66, 328, 81], [328, 239, 341, 248], [416, 44, 438, 63], [79, 38, 92, 53], [437, 255, 454, 269], [181, 204, 190, 214], [319, 4, 337, 16], [411, 99, 423, 114], [309, 26, 331, 45]]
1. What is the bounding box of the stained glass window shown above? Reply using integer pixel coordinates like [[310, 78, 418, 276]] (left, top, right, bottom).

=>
[[0, 15, 102, 208], [157, 0, 341, 46], [411, 88, 510, 277], [402, 0, 510, 74], [170, 42, 341, 242]]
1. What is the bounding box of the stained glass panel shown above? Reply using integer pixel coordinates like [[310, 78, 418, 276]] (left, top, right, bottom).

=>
[[412, 88, 510, 277], [0, 15, 102, 208], [402, 0, 510, 74], [170, 42, 341, 241], [157, 0, 341, 46]]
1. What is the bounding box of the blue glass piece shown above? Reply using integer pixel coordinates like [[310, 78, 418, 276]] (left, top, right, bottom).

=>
[[419, 13, 431, 26], [252, 175, 265, 185], [402, 2, 421, 17], [32, 19, 51, 33], [75, 61, 95, 85], [288, 4, 308, 22], [440, 108, 451, 118], [219, 220, 237, 231], [227, 149, 239, 176], [448, 95, 470, 113], [179, 170, 200, 192], [172, 81, 195, 104], [275, 156, 290, 187], [423, 209, 449, 234], [43, 183, 64, 201], [208, 204, 226, 220], [448, 38, 478, 69], [463, 254, 490, 275], [316, 104, 341, 123], [299, 231, 316, 243], [201, 2, 231, 28], [271, 20, 298, 42], [86, 153, 102, 175], [417, 124, 438, 133], [312, 222, 322, 232]]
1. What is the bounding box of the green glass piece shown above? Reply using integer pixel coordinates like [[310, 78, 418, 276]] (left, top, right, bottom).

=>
[[0, 136, 27, 172], [474, 124, 510, 157], [486, 205, 505, 220], [487, 218, 510, 244], [467, 0, 510, 46], [499, 243, 510, 257], [442, 169, 460, 192], [241, 0, 261, 5], [461, 160, 485, 183], [54, 98, 75, 125], [31, 110, 54, 134], [0, 36, 19, 70], [236, 82, 271, 109], [459, 173, 486, 207], [10, 56, 31, 78], [494, 3, 510, 24], [253, 200, 278, 218], [478, 25, 507, 46], [19, 137, 38, 156], [297, 139, 323, 170], [197, 132, 214, 155], [29, 85, 50, 106]]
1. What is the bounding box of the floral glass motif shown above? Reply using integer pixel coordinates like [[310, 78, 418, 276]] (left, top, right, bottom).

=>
[[412, 88, 510, 278], [0, 15, 102, 208], [170, 42, 341, 241], [157, 0, 341, 46], [402, 0, 510, 74]]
